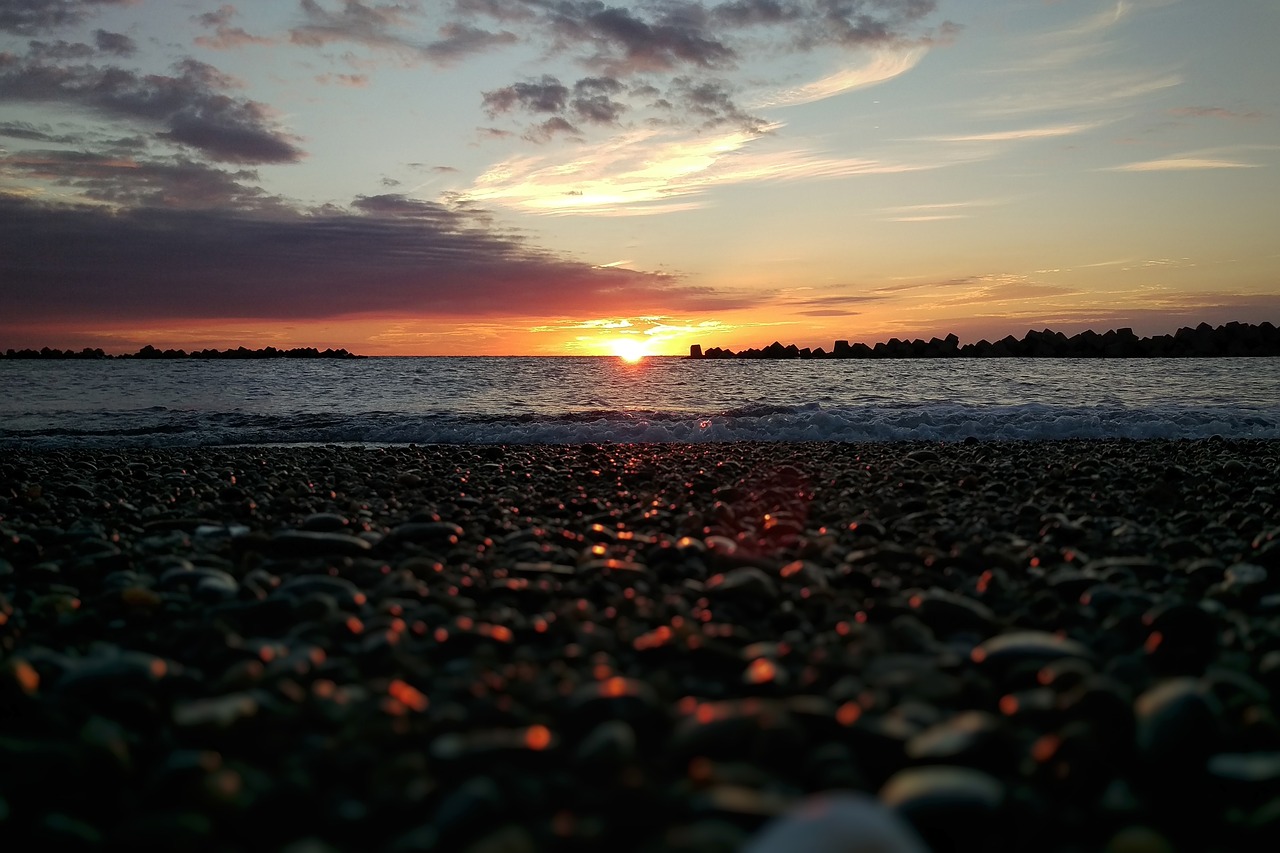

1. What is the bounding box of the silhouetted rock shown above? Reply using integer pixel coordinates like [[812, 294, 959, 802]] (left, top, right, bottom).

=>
[[688, 321, 1280, 361], [3, 345, 362, 359]]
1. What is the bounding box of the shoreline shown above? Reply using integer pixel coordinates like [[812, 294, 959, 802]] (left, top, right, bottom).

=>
[[3, 440, 1279, 850]]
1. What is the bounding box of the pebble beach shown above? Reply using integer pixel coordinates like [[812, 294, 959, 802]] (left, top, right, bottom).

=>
[[3, 439, 1279, 852]]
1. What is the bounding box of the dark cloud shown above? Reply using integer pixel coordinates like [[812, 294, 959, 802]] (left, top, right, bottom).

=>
[[291, 0, 513, 65], [0, 0, 136, 37], [1169, 106, 1263, 121], [456, 1, 944, 138], [712, 1, 801, 27], [544, 2, 735, 76], [424, 22, 517, 62], [24, 39, 96, 61], [0, 52, 304, 163], [93, 29, 135, 55], [524, 115, 582, 143], [0, 120, 78, 143], [483, 75, 569, 115], [0, 193, 745, 325], [193, 5, 275, 50], [571, 75, 626, 123], [0, 148, 285, 210], [668, 76, 766, 131]]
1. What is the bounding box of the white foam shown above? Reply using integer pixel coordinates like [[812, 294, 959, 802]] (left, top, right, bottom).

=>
[[5, 402, 1279, 449]]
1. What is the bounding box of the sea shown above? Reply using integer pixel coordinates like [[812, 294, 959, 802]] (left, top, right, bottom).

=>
[[2, 356, 1279, 450]]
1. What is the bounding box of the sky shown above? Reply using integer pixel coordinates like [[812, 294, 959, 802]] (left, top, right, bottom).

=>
[[1, 0, 1278, 356]]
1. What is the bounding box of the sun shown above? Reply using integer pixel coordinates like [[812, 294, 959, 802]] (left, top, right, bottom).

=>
[[611, 338, 648, 363]]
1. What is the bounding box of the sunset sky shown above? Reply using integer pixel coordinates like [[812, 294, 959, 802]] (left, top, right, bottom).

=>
[[2, 0, 1277, 355]]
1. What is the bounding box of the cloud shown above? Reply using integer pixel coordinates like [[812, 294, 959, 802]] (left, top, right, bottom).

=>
[[0, 52, 304, 163], [193, 5, 276, 50], [0, 120, 85, 143], [523, 116, 582, 144], [1, 147, 286, 210], [455, 0, 946, 135], [463, 123, 930, 216], [927, 121, 1102, 143], [755, 46, 926, 108], [483, 75, 569, 115], [1169, 106, 1263, 121], [291, 0, 514, 65], [780, 293, 885, 316], [1107, 156, 1262, 172], [316, 72, 369, 87], [0, 0, 137, 36], [0, 193, 751, 326], [93, 29, 135, 55]]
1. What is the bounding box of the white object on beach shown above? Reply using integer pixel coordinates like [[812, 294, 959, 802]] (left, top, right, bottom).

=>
[[743, 792, 929, 853]]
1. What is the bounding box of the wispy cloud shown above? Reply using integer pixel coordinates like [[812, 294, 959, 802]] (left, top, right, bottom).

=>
[[1108, 155, 1262, 172], [927, 121, 1103, 143], [754, 47, 926, 108], [461, 125, 930, 215]]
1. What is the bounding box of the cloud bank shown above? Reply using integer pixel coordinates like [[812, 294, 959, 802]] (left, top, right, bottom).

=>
[[0, 192, 749, 327]]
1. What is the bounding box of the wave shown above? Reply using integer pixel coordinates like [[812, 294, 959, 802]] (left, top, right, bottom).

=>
[[4, 401, 1280, 449]]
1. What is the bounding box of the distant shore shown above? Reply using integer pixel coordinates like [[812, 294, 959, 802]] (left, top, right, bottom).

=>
[[690, 321, 1280, 359], [2, 440, 1278, 850], [1, 345, 361, 360]]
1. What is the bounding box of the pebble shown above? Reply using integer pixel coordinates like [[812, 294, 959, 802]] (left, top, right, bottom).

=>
[[3, 440, 1279, 852]]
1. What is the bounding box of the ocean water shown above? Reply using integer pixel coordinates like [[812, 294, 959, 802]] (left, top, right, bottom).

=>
[[2, 356, 1279, 449]]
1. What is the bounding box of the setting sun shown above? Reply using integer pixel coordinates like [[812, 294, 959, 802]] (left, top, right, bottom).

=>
[[611, 338, 648, 363]]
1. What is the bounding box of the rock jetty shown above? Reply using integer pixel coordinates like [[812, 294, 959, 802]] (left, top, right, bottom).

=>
[[691, 321, 1280, 359], [1, 345, 361, 360]]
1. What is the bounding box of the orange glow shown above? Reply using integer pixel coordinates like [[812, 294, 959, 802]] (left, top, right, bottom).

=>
[[1031, 733, 1061, 763], [525, 724, 553, 751], [388, 679, 429, 712], [610, 337, 648, 362], [836, 701, 861, 726], [12, 660, 39, 694], [745, 658, 777, 685]]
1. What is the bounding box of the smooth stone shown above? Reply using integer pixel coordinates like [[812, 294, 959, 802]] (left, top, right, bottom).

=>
[[387, 521, 463, 544], [879, 766, 1004, 850], [1142, 603, 1220, 674], [300, 512, 349, 532], [1134, 678, 1222, 770], [573, 720, 637, 768], [905, 711, 1005, 768], [269, 530, 371, 557], [172, 693, 259, 729], [906, 589, 994, 634], [971, 631, 1092, 666], [272, 575, 365, 608], [1207, 752, 1280, 783], [706, 567, 778, 601]]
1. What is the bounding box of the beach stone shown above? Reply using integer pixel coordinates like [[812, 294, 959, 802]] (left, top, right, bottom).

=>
[[706, 567, 778, 602], [905, 711, 1008, 771], [272, 574, 366, 609], [971, 631, 1092, 668], [269, 530, 371, 557], [906, 589, 994, 635], [1103, 825, 1174, 853], [387, 521, 463, 545], [879, 766, 1004, 852], [1141, 603, 1220, 675], [300, 512, 349, 532], [1207, 752, 1280, 784], [573, 720, 637, 769], [1135, 678, 1222, 773]]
